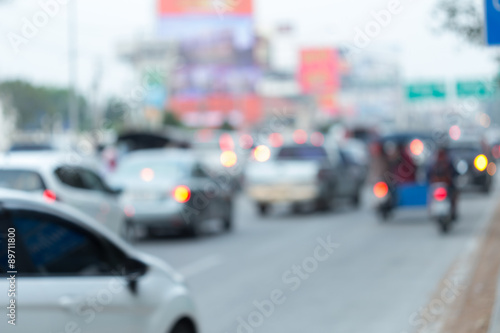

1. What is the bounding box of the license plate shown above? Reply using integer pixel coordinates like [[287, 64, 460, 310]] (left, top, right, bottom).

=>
[[430, 201, 451, 216], [457, 175, 470, 188], [132, 191, 160, 201]]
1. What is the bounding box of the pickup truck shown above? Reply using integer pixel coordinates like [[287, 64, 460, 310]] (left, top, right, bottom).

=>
[[244, 144, 364, 215]]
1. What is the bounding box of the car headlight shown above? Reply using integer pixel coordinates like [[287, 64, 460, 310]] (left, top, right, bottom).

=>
[[456, 160, 468, 175]]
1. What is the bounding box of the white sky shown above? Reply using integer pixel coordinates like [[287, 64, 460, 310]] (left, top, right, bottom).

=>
[[0, 0, 498, 98]]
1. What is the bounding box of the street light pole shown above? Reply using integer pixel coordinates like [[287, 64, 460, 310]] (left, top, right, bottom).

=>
[[68, 0, 78, 134]]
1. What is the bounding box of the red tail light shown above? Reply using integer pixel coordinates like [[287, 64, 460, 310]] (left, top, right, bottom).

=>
[[433, 187, 447, 201], [124, 205, 135, 218], [43, 189, 58, 203], [173, 185, 191, 203], [373, 182, 389, 198]]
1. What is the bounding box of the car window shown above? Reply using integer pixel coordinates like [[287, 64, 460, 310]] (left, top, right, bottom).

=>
[[79, 168, 110, 192], [55, 167, 86, 189], [11, 210, 124, 276], [0, 169, 45, 192], [0, 214, 9, 275], [114, 158, 191, 180], [192, 163, 209, 178], [277, 146, 328, 160]]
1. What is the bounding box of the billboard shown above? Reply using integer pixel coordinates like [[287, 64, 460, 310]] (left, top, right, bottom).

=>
[[158, 0, 253, 16], [156, 0, 260, 125], [298, 49, 341, 94]]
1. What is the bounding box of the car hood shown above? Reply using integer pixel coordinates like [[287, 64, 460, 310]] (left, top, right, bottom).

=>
[[135, 251, 186, 285]]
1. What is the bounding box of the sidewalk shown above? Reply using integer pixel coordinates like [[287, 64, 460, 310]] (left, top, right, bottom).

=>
[[439, 203, 500, 333], [489, 273, 500, 333]]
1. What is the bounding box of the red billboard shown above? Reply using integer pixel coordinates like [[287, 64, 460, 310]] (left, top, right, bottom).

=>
[[158, 0, 253, 16], [298, 49, 340, 94]]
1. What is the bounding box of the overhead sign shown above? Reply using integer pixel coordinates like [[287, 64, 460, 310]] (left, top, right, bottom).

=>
[[485, 0, 500, 45], [406, 83, 446, 101], [456, 81, 495, 98]]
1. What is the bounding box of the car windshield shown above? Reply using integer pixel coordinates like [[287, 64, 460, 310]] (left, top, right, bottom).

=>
[[0, 169, 45, 192], [448, 142, 483, 155], [277, 146, 328, 160], [114, 158, 191, 181]]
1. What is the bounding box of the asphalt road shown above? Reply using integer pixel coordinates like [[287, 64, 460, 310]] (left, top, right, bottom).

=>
[[135, 183, 499, 333]]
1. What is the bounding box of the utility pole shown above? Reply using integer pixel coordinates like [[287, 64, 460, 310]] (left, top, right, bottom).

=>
[[91, 58, 103, 131], [68, 0, 79, 134]]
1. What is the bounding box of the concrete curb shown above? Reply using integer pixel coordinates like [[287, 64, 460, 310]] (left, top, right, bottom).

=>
[[489, 268, 500, 333]]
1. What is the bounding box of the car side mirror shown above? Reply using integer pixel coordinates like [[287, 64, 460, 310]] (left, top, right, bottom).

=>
[[124, 257, 148, 295]]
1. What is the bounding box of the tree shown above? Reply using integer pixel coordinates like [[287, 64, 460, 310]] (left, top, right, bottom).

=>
[[162, 110, 183, 127], [103, 98, 128, 130], [435, 0, 500, 89], [220, 120, 234, 131], [435, 0, 484, 45], [0, 80, 87, 131]]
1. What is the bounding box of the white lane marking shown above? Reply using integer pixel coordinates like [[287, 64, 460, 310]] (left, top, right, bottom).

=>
[[178, 255, 224, 279]]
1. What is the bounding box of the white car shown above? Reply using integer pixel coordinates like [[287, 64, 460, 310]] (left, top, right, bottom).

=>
[[0, 189, 198, 333], [0, 152, 125, 235]]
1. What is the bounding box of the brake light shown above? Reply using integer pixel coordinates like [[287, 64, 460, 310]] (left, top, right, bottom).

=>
[[269, 133, 283, 148], [311, 132, 325, 147], [449, 125, 461, 141], [373, 182, 389, 198], [43, 189, 57, 203], [488, 162, 497, 176], [492, 145, 500, 159], [239, 134, 253, 149], [433, 187, 447, 201], [173, 185, 191, 203], [410, 139, 424, 156], [124, 205, 135, 218], [293, 129, 308, 145], [219, 133, 234, 151]]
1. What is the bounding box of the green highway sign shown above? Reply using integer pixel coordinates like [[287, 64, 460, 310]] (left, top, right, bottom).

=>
[[456, 81, 495, 98], [406, 83, 447, 101]]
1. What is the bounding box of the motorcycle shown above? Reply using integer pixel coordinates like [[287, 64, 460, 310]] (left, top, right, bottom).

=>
[[428, 182, 455, 234], [373, 181, 456, 234]]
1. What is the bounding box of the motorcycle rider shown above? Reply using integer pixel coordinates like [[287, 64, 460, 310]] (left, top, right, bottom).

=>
[[428, 146, 459, 220]]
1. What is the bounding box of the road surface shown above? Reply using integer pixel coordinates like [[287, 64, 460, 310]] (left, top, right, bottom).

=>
[[135, 184, 499, 333]]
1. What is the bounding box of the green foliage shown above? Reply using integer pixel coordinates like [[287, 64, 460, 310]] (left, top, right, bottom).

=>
[[162, 110, 183, 127], [0, 80, 87, 130], [103, 98, 128, 130], [434, 0, 484, 45], [220, 120, 234, 131]]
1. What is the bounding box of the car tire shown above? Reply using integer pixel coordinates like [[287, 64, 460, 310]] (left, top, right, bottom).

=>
[[258, 203, 269, 216], [223, 202, 233, 232], [170, 319, 196, 333], [351, 190, 361, 208], [377, 208, 391, 222], [482, 182, 492, 194], [185, 220, 203, 238], [438, 218, 451, 234], [123, 221, 138, 243], [315, 197, 331, 212]]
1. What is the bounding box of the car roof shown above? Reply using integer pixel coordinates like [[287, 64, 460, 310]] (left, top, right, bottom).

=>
[[449, 136, 483, 148], [120, 148, 197, 164], [380, 132, 432, 142], [0, 151, 95, 172]]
